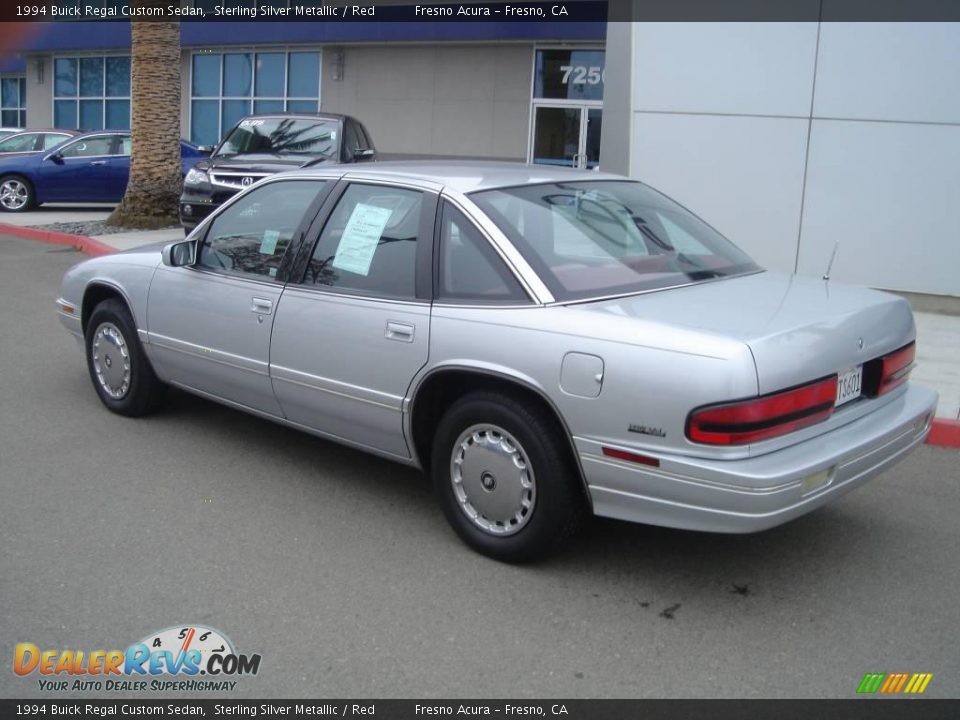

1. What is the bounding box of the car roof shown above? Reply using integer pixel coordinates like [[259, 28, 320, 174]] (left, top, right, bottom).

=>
[[284, 160, 627, 194], [240, 112, 349, 123], [4, 128, 79, 136]]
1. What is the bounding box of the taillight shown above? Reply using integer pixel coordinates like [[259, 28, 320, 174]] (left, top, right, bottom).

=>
[[686, 376, 838, 446], [877, 342, 915, 396]]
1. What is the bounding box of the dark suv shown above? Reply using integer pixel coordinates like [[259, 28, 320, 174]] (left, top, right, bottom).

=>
[[180, 113, 376, 232]]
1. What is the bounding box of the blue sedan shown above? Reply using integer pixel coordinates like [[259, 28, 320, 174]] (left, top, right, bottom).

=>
[[0, 131, 206, 212]]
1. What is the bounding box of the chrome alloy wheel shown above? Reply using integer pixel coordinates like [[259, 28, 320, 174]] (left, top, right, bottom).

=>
[[91, 322, 132, 399], [0, 178, 29, 211], [450, 424, 536, 536]]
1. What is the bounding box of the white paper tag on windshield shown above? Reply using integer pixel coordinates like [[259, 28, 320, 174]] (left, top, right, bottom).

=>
[[332, 203, 392, 276], [260, 229, 280, 255]]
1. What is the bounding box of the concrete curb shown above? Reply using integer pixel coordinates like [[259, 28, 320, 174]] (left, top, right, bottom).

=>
[[4, 221, 959, 449], [0, 222, 116, 257]]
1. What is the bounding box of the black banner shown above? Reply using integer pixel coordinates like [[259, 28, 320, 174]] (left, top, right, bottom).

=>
[[3, 0, 960, 23], [2, 699, 960, 719]]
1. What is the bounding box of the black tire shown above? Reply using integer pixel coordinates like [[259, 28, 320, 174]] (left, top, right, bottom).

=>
[[431, 391, 584, 562], [85, 298, 165, 416], [0, 174, 36, 213]]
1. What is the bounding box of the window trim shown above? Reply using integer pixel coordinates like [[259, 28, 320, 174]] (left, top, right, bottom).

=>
[[47, 132, 126, 160], [188, 48, 322, 146], [433, 199, 533, 307], [290, 178, 438, 304], [193, 176, 335, 284], [52, 54, 131, 131], [0, 74, 27, 128]]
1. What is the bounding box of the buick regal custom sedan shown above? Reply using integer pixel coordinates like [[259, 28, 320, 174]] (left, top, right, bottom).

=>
[[57, 163, 937, 561], [0, 131, 205, 212]]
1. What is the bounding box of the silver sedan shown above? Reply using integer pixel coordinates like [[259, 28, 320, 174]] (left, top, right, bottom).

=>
[[57, 163, 938, 561]]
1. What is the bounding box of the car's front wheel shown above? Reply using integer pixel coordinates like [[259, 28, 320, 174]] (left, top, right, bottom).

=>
[[85, 298, 165, 416], [431, 391, 584, 562], [0, 174, 35, 212]]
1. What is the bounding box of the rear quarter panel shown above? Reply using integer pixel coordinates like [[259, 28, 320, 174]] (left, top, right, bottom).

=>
[[421, 304, 759, 462]]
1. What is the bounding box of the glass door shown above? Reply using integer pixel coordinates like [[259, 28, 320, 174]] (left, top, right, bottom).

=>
[[531, 105, 602, 169]]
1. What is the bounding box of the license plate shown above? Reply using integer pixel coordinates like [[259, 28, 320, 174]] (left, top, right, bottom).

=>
[[836, 365, 863, 407]]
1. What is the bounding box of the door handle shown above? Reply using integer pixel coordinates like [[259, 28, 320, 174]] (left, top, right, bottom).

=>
[[89, 160, 107, 165], [251, 297, 273, 315], [385, 321, 414, 343]]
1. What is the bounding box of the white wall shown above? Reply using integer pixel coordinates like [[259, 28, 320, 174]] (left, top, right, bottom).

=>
[[606, 21, 960, 297]]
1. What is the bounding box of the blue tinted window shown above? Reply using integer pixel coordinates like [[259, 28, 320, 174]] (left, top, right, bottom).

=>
[[1, 78, 18, 108], [105, 99, 130, 129], [191, 99, 219, 146], [54, 100, 77, 129], [221, 99, 250, 135], [192, 54, 221, 97], [55, 58, 77, 97], [105, 57, 130, 96], [0, 110, 17, 127], [534, 49, 605, 102], [79, 57, 104, 97], [253, 99, 284, 114], [287, 52, 319, 98], [223, 54, 252, 97], [255, 53, 284, 96], [79, 99, 103, 130], [286, 99, 318, 113]]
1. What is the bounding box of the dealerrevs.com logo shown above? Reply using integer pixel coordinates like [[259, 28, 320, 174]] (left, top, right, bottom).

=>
[[13, 625, 261, 692]]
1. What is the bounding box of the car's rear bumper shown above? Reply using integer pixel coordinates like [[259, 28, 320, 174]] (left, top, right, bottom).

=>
[[578, 384, 938, 533]]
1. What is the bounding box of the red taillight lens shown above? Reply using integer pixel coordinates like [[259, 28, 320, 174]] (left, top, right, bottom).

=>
[[877, 342, 915, 396], [686, 376, 838, 446]]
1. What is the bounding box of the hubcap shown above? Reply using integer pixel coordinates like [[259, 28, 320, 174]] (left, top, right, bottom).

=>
[[450, 424, 536, 536], [91, 322, 131, 399], [0, 179, 28, 210]]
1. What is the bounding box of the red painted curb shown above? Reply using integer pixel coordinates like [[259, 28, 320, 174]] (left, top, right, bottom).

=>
[[927, 418, 960, 449], [0, 222, 117, 257]]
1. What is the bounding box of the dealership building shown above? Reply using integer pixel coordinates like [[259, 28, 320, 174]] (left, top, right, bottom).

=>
[[1, 11, 958, 298]]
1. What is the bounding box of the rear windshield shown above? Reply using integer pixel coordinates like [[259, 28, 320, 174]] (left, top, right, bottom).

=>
[[471, 180, 761, 302], [215, 117, 338, 159]]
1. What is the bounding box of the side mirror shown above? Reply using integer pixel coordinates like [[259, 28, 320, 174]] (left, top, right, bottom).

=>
[[197, 145, 213, 155], [354, 148, 376, 162], [162, 240, 196, 267], [47, 151, 64, 164]]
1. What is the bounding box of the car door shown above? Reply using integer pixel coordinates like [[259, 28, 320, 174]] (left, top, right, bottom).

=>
[[269, 180, 437, 458], [146, 178, 332, 416], [106, 135, 133, 200], [38, 134, 116, 201]]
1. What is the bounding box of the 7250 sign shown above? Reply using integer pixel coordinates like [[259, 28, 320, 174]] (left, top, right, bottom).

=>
[[560, 65, 605, 85]]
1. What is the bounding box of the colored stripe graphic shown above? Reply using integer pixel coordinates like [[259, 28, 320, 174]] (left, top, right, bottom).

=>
[[858, 672, 933, 694], [904, 673, 933, 694], [857, 673, 886, 693]]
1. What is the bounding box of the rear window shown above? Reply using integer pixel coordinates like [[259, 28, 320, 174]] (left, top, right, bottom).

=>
[[471, 181, 761, 302], [215, 117, 338, 159]]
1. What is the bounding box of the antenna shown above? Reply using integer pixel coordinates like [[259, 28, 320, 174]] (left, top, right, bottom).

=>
[[822, 241, 840, 281]]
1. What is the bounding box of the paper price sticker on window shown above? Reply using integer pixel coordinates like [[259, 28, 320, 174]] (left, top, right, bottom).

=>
[[259, 229, 280, 255], [332, 203, 393, 276]]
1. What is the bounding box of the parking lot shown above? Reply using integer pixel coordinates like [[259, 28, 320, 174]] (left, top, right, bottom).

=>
[[1, 233, 958, 699]]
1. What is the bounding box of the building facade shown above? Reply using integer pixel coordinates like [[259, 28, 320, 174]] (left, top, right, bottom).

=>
[[2, 15, 958, 298]]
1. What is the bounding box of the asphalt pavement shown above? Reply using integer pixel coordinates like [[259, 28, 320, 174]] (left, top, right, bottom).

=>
[[1, 234, 958, 700]]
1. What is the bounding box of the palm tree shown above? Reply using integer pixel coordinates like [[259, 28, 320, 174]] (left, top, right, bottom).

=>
[[106, 8, 181, 228]]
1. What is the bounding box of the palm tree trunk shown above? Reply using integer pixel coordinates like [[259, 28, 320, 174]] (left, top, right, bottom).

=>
[[106, 9, 181, 228]]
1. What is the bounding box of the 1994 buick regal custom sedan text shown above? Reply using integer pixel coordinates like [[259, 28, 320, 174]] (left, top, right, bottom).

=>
[[57, 163, 938, 561]]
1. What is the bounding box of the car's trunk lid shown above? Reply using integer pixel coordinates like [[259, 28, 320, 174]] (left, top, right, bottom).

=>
[[575, 271, 915, 395]]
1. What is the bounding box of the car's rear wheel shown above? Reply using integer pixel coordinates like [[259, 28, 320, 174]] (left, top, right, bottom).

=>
[[85, 298, 165, 416], [431, 391, 584, 562], [0, 175, 35, 212]]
